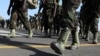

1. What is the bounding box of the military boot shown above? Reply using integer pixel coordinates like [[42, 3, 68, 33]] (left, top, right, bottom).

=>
[[44, 29, 48, 38], [50, 28, 71, 55], [28, 30, 33, 38], [7, 29, 16, 38], [70, 43, 79, 50], [50, 42, 65, 55], [85, 32, 90, 41], [92, 32, 98, 44]]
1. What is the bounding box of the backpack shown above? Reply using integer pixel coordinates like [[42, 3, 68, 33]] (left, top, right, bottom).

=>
[[27, 0, 38, 9]]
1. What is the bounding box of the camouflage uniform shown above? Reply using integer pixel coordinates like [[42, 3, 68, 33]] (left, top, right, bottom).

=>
[[38, 0, 58, 37], [50, 0, 81, 55], [53, 5, 62, 36], [7, 0, 33, 38], [80, 0, 100, 43]]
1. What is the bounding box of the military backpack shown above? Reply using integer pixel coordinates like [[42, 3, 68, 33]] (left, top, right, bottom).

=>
[[27, 0, 38, 9]]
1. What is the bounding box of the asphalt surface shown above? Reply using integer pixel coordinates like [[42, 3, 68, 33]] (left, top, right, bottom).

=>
[[0, 28, 100, 56]]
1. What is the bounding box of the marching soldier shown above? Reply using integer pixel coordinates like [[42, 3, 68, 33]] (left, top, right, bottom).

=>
[[7, 0, 33, 38], [53, 5, 62, 36], [38, 0, 59, 37], [80, 0, 100, 43], [50, 0, 81, 55]]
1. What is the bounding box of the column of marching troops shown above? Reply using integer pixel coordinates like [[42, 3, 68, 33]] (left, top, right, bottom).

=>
[[0, 0, 100, 55]]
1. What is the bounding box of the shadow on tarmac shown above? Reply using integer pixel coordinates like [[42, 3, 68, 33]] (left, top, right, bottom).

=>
[[0, 36, 58, 56]]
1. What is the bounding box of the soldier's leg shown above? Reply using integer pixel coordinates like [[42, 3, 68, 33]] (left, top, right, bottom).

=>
[[7, 10, 18, 38], [71, 27, 80, 49], [53, 26, 56, 35], [18, 9, 33, 38], [48, 23, 53, 38], [53, 22, 59, 36], [51, 27, 71, 55], [79, 20, 84, 38], [40, 22, 44, 33], [44, 26, 48, 37], [90, 18, 99, 44], [44, 10, 49, 37], [56, 25, 60, 36], [53, 23, 58, 36], [83, 24, 87, 39], [42, 14, 49, 37], [48, 9, 53, 38], [92, 31, 98, 44], [84, 24, 90, 41]]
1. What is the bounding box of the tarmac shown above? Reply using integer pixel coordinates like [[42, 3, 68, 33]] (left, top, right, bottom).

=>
[[0, 28, 100, 56]]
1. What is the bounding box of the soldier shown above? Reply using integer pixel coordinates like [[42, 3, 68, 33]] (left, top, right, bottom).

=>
[[79, 0, 90, 39], [6, 19, 10, 28], [50, 0, 81, 55], [1, 19, 6, 28], [53, 5, 62, 36], [38, 0, 58, 37], [7, 0, 33, 38], [29, 15, 38, 33], [80, 0, 100, 43]]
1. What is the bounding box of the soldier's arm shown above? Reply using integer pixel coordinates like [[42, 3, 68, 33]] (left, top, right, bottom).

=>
[[38, 5, 42, 14], [22, 0, 27, 9], [7, 0, 13, 15], [53, 0, 58, 17], [8, 0, 13, 11]]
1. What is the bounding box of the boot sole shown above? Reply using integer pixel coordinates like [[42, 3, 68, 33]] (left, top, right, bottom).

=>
[[50, 42, 63, 55]]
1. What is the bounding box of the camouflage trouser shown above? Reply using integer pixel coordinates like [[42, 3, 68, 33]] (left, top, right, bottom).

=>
[[10, 8, 32, 32], [84, 13, 99, 34], [57, 9, 80, 46], [81, 11, 99, 43], [42, 8, 54, 36], [90, 18, 99, 32]]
